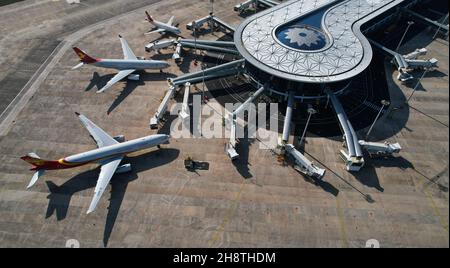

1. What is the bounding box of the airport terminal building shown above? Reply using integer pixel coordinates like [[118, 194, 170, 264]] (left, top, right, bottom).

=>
[[234, 0, 421, 99], [163, 0, 428, 173]]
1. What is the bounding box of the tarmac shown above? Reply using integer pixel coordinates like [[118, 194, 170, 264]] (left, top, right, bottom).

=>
[[0, 0, 448, 248]]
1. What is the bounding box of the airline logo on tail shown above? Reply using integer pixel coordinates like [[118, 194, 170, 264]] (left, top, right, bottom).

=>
[[73, 47, 99, 64], [21, 153, 69, 170], [77, 51, 85, 59], [21, 155, 46, 167]]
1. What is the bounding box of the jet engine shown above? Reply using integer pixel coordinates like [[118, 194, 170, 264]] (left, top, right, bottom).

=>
[[127, 74, 140, 81], [115, 163, 132, 174], [113, 135, 126, 143]]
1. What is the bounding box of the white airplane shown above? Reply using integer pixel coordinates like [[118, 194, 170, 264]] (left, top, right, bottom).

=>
[[72, 35, 170, 93], [22, 113, 170, 214], [144, 11, 181, 36]]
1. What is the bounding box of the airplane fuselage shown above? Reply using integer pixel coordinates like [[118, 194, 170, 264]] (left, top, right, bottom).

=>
[[94, 59, 170, 70], [152, 21, 181, 35], [49, 134, 170, 170]]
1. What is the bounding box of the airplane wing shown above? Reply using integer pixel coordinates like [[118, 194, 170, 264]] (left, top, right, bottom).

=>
[[167, 16, 175, 26], [87, 156, 123, 214], [77, 113, 118, 148], [97, 69, 136, 93], [119, 36, 137, 60], [145, 28, 165, 35]]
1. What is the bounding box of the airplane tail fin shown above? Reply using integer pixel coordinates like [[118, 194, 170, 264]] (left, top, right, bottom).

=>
[[21, 153, 58, 170], [72, 47, 98, 64], [145, 11, 154, 23], [21, 153, 61, 188]]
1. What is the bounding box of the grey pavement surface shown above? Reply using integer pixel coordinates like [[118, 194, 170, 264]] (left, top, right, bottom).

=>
[[0, 0, 448, 248]]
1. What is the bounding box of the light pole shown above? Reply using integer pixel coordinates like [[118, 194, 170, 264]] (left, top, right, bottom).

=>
[[210, 0, 214, 15], [396, 21, 414, 52], [432, 13, 449, 40], [193, 21, 198, 65], [202, 63, 206, 103], [366, 100, 390, 140], [299, 105, 317, 147], [406, 69, 428, 104]]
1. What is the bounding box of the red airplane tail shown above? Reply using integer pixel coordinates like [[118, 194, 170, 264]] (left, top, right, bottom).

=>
[[21, 153, 60, 171], [145, 11, 154, 23], [72, 47, 98, 64]]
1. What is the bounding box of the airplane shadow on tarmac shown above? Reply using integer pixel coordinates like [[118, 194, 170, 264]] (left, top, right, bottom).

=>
[[44, 148, 180, 247], [83, 71, 177, 115]]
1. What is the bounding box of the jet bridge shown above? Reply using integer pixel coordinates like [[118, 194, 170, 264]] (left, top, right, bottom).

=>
[[186, 13, 235, 33], [173, 43, 182, 61], [325, 90, 364, 172], [145, 38, 239, 57], [276, 91, 326, 179], [285, 144, 326, 180], [282, 91, 295, 143], [179, 83, 191, 121], [150, 85, 177, 129], [369, 39, 438, 81], [178, 39, 239, 55], [179, 39, 236, 48], [227, 85, 266, 160], [404, 48, 428, 60], [359, 140, 402, 157], [170, 59, 245, 87], [234, 0, 280, 13], [150, 60, 245, 129]]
